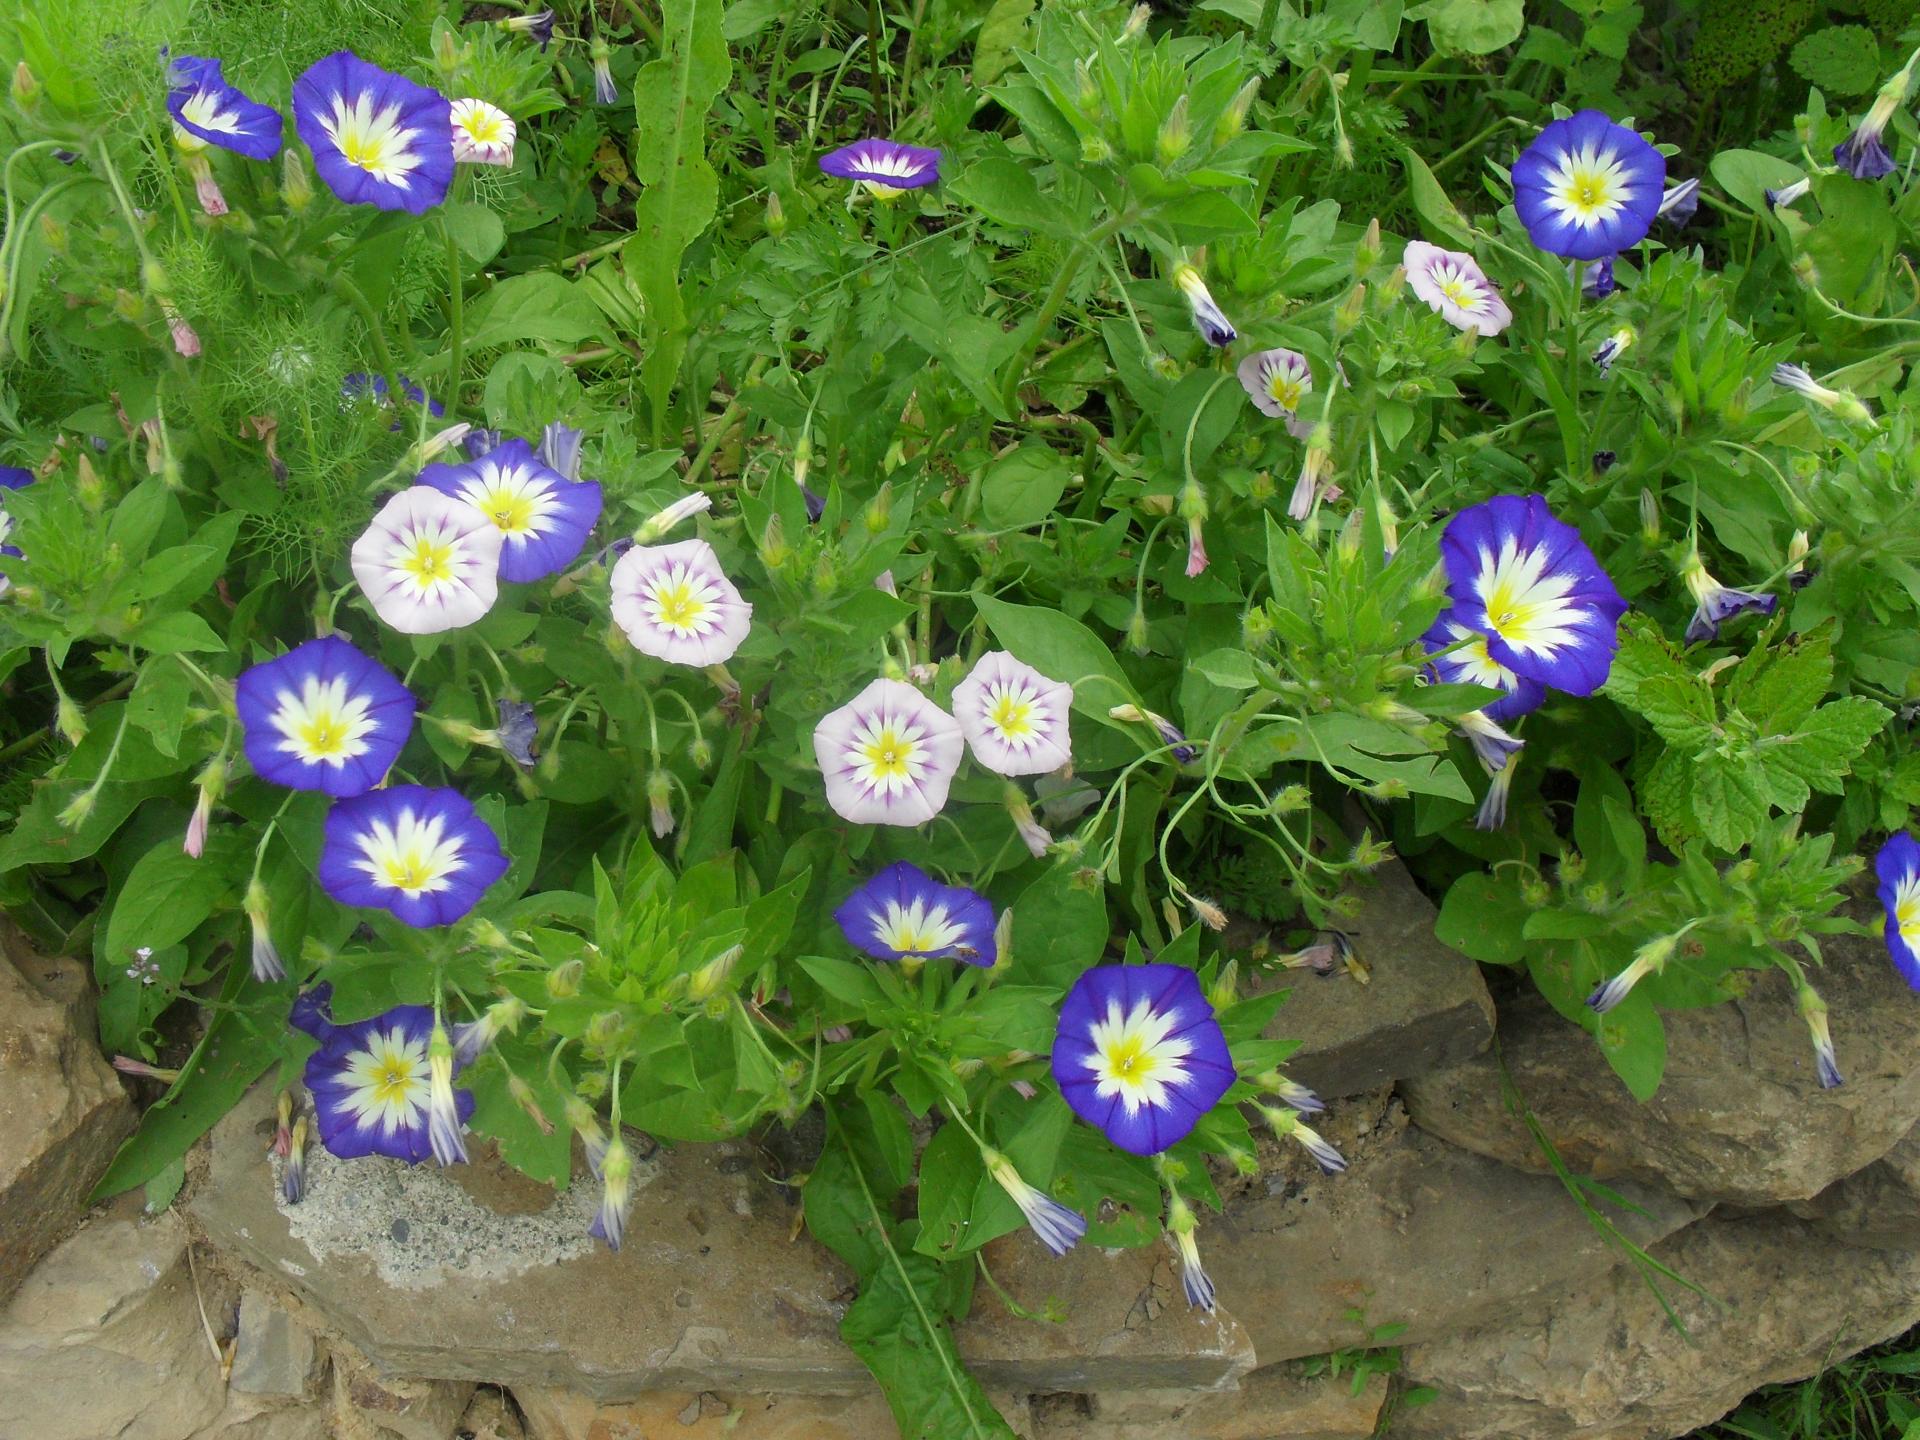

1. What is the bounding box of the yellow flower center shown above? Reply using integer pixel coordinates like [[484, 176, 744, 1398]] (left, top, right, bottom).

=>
[[861, 727, 915, 780], [481, 485, 536, 535], [1439, 277, 1476, 308], [1483, 575, 1542, 643], [297, 711, 348, 757], [1267, 375, 1302, 409], [651, 578, 708, 631], [382, 851, 435, 892], [1103, 1034, 1157, 1083], [989, 694, 1034, 739], [404, 536, 453, 585], [371, 1057, 415, 1103]]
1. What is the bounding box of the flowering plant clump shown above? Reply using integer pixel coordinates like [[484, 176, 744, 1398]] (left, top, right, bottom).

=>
[[3, 0, 1920, 1428]]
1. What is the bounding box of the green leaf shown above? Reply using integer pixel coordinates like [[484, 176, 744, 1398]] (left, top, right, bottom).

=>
[[100, 837, 236, 966], [1768, 696, 1891, 793], [1789, 25, 1882, 97], [797, 953, 890, 1010], [625, 0, 730, 435], [1631, 675, 1717, 749], [1009, 864, 1107, 986], [947, 154, 1076, 240], [1400, 145, 1474, 246], [1592, 993, 1666, 1102], [1406, 0, 1524, 55], [461, 274, 607, 351], [972, 0, 1034, 87], [468, 1043, 574, 1187], [127, 657, 193, 757], [979, 444, 1071, 530], [1709, 148, 1804, 215], [1691, 754, 1770, 851], [132, 611, 226, 655], [1435, 872, 1527, 965], [442, 202, 506, 265]]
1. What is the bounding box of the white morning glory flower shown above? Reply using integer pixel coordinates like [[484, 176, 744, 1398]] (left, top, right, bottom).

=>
[[812, 677, 964, 827], [608, 538, 753, 666], [950, 650, 1074, 777], [350, 486, 506, 634]]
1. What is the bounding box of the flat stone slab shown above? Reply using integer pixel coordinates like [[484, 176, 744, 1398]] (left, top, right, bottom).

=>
[[1174, 1091, 1705, 1366], [1396, 1209, 1920, 1440], [1402, 918, 1920, 1205], [190, 1084, 1252, 1401], [1257, 861, 1496, 1101]]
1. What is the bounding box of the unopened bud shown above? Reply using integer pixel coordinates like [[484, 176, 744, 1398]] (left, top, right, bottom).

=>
[[765, 190, 786, 236], [1215, 77, 1260, 148], [1354, 218, 1382, 278], [12, 61, 39, 112], [1639, 488, 1660, 543], [281, 149, 313, 211], [547, 957, 584, 999], [55, 692, 87, 746], [1333, 282, 1366, 335], [1156, 96, 1191, 165]]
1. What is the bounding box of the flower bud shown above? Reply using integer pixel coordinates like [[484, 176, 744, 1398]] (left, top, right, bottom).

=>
[[1353, 218, 1382, 278], [12, 62, 40, 114], [245, 880, 283, 981], [1214, 77, 1260, 149], [688, 944, 743, 1003], [282, 149, 313, 211], [1333, 282, 1366, 336], [1156, 96, 1191, 165], [547, 958, 584, 999], [646, 770, 675, 839]]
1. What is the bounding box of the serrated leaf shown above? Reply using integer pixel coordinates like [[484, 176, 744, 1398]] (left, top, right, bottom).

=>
[[1767, 696, 1892, 793], [1789, 25, 1883, 97], [1728, 623, 1832, 731], [1631, 675, 1718, 749], [1691, 754, 1770, 851], [1603, 614, 1695, 709]]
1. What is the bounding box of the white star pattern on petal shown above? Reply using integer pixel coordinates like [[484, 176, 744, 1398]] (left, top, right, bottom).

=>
[[351, 809, 469, 898], [1083, 998, 1194, 1117], [341, 1027, 430, 1134], [319, 92, 424, 188], [1473, 539, 1581, 660], [1540, 142, 1631, 230], [872, 899, 964, 954], [269, 676, 379, 768]]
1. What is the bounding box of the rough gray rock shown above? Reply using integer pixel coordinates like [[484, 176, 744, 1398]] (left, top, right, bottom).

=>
[[1115, 1092, 1704, 1367], [1255, 861, 1498, 1101], [193, 1083, 1252, 1400], [0, 923, 134, 1300], [0, 1208, 226, 1440], [1786, 1122, 1920, 1251], [1401, 926, 1920, 1205], [515, 1386, 1033, 1440], [1038, 1367, 1388, 1440], [230, 1288, 321, 1399], [1395, 1209, 1920, 1440]]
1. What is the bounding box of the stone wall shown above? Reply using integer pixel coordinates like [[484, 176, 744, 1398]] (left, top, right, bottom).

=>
[[8, 865, 1920, 1440]]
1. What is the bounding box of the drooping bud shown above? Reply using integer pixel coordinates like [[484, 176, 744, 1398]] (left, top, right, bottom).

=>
[[591, 1134, 633, 1250], [508, 1074, 555, 1134], [245, 880, 284, 981], [282, 1116, 308, 1204], [452, 996, 529, 1064], [427, 1022, 468, 1165], [1258, 1104, 1346, 1173], [1798, 985, 1842, 1088], [646, 770, 675, 839], [1587, 931, 1681, 1014], [1165, 1193, 1215, 1311], [565, 1095, 609, 1175], [55, 691, 87, 746], [983, 1146, 1087, 1255], [184, 755, 226, 857], [1007, 792, 1053, 858]]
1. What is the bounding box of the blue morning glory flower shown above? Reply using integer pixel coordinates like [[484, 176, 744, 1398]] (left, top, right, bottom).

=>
[[235, 636, 416, 797], [293, 52, 454, 214], [833, 861, 996, 966], [342, 372, 446, 419], [303, 1003, 475, 1163], [317, 785, 509, 928], [1437, 494, 1628, 697], [495, 698, 538, 768], [1052, 964, 1236, 1156], [1875, 833, 1920, 992], [1511, 110, 1666, 260], [1581, 254, 1616, 300], [166, 55, 283, 160], [417, 437, 603, 583], [818, 138, 942, 195]]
